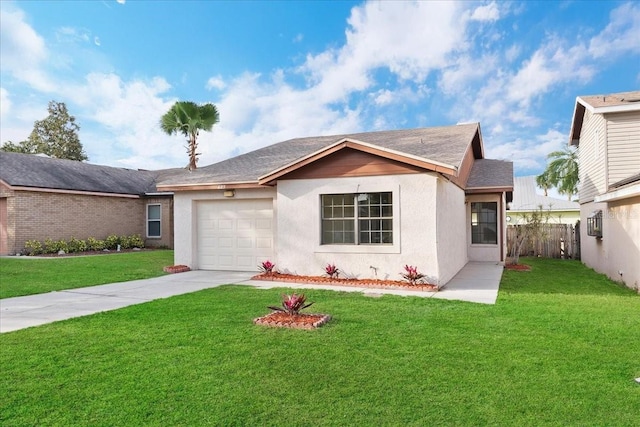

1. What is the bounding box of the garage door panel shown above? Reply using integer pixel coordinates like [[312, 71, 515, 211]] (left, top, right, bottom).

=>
[[197, 199, 274, 271]]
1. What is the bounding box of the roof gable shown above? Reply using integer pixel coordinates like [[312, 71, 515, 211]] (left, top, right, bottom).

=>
[[258, 138, 458, 185], [570, 90, 640, 145]]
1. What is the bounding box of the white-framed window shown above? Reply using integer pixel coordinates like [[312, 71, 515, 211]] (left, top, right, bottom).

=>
[[471, 201, 497, 244], [321, 192, 393, 245], [147, 204, 161, 238]]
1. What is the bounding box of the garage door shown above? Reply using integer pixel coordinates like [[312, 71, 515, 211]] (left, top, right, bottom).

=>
[[196, 199, 274, 271]]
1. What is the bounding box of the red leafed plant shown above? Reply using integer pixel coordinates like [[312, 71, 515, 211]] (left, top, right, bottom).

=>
[[268, 293, 314, 316], [324, 263, 340, 279], [259, 260, 276, 274], [401, 265, 426, 285]]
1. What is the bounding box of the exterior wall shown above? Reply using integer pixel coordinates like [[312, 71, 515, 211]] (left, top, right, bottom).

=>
[[173, 187, 277, 268], [466, 193, 504, 262], [143, 196, 174, 248], [579, 198, 640, 290], [436, 176, 468, 284], [606, 111, 640, 185], [4, 190, 147, 254], [507, 210, 580, 226], [578, 109, 607, 202], [276, 174, 447, 284], [0, 182, 15, 255]]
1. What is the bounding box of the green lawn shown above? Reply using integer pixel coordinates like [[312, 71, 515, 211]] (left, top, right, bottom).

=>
[[1, 258, 639, 426], [0, 250, 174, 299]]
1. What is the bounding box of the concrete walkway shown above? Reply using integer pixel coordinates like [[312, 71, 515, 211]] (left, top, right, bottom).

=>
[[0, 262, 503, 333]]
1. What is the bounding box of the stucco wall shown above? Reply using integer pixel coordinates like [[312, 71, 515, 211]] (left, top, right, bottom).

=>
[[436, 176, 468, 284], [276, 174, 445, 283], [5, 190, 147, 254], [173, 187, 277, 268], [580, 198, 640, 290]]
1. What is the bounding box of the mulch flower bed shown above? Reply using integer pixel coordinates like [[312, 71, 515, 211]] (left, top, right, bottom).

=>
[[504, 264, 532, 271], [251, 273, 438, 292], [163, 265, 191, 274], [253, 312, 332, 330]]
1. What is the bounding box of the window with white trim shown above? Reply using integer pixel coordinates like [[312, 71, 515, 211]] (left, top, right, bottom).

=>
[[147, 204, 161, 238], [321, 192, 393, 245], [471, 202, 497, 244]]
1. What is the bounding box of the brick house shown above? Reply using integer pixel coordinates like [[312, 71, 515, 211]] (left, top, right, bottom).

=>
[[0, 152, 177, 255]]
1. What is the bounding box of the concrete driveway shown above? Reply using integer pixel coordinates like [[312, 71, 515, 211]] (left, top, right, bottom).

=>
[[0, 262, 503, 333]]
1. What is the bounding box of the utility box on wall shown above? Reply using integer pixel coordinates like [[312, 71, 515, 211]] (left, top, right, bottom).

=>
[[587, 210, 603, 238]]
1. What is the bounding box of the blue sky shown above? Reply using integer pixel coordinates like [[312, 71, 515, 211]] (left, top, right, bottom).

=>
[[1, 1, 638, 177]]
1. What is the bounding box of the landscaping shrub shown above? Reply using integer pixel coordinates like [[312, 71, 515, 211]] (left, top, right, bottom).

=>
[[23, 240, 43, 256], [87, 237, 106, 251], [67, 237, 88, 253], [105, 235, 120, 250]]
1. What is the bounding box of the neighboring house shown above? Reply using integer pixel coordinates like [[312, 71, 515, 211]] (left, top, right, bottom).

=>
[[569, 90, 640, 290], [157, 123, 513, 286], [507, 176, 579, 225], [0, 152, 176, 255]]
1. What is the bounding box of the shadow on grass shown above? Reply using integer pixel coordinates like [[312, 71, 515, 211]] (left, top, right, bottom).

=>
[[500, 257, 638, 297]]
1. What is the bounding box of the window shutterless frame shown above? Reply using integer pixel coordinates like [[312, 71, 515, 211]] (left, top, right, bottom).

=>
[[321, 192, 393, 245], [146, 204, 161, 238]]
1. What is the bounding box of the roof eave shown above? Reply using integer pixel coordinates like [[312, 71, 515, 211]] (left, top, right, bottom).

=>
[[156, 181, 263, 192]]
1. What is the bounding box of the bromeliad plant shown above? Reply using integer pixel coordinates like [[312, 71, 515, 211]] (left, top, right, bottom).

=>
[[325, 263, 340, 279], [268, 294, 314, 316], [259, 260, 276, 274], [401, 265, 426, 285]]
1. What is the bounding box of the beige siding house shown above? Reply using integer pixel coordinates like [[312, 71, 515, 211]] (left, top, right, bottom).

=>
[[0, 152, 176, 255], [158, 124, 513, 287], [569, 90, 640, 290]]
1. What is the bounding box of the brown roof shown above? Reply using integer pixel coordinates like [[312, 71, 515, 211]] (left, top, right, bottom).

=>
[[577, 91, 640, 109]]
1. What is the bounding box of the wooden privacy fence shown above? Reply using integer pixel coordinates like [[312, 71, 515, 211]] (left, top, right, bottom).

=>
[[507, 223, 580, 260]]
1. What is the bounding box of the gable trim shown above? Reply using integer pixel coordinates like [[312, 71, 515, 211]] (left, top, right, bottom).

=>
[[258, 138, 458, 185]]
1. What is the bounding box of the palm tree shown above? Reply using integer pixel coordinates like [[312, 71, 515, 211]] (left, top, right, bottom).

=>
[[160, 101, 219, 170], [535, 170, 553, 196], [542, 146, 579, 200]]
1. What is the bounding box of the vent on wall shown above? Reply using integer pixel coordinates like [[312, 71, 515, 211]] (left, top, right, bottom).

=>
[[587, 210, 603, 238]]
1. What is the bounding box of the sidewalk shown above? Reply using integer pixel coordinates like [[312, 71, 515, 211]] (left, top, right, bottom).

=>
[[0, 262, 503, 333]]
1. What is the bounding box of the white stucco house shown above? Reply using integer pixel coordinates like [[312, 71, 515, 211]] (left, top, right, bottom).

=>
[[569, 90, 640, 290], [157, 123, 513, 286]]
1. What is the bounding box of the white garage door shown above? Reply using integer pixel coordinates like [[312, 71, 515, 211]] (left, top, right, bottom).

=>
[[197, 199, 274, 271]]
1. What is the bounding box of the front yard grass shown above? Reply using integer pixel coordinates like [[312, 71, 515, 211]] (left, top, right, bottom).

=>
[[0, 250, 174, 299], [1, 258, 639, 426]]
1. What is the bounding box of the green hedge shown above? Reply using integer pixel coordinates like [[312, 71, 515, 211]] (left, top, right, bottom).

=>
[[22, 234, 145, 256]]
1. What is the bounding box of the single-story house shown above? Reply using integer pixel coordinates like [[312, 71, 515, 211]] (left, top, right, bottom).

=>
[[507, 176, 579, 225], [569, 90, 640, 290], [157, 123, 514, 286], [0, 152, 177, 255]]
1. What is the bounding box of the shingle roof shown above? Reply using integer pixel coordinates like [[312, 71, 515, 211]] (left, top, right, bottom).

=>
[[578, 91, 640, 109], [509, 176, 578, 211], [466, 159, 513, 189], [0, 152, 181, 195], [159, 123, 482, 186]]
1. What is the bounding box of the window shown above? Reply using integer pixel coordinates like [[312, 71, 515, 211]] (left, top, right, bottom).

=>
[[147, 204, 161, 238], [321, 192, 392, 245], [471, 202, 497, 244]]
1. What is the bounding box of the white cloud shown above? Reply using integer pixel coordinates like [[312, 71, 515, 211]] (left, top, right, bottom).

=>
[[205, 75, 226, 90], [589, 2, 640, 59], [0, 88, 10, 119], [293, 33, 303, 43], [94, 37, 101, 46], [470, 2, 500, 22]]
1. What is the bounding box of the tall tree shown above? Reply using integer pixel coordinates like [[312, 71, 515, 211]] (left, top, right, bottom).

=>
[[541, 146, 579, 200], [0, 101, 88, 161], [160, 101, 219, 170], [535, 170, 553, 196]]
